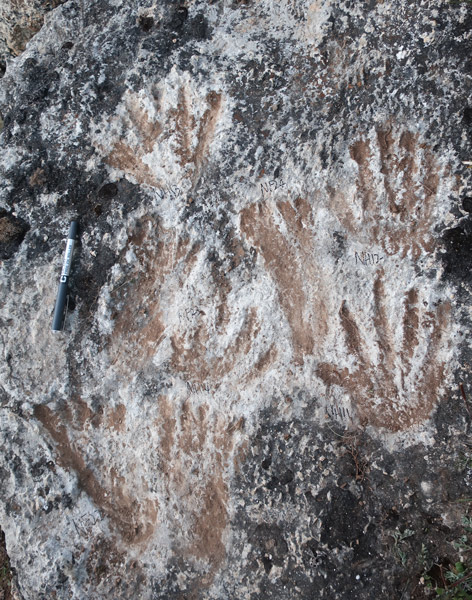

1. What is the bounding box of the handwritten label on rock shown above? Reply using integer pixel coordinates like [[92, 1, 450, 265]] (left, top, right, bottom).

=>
[[154, 184, 184, 201], [186, 382, 211, 394], [178, 307, 201, 324], [260, 179, 287, 196], [73, 510, 102, 536], [327, 404, 352, 421], [355, 251, 384, 266]]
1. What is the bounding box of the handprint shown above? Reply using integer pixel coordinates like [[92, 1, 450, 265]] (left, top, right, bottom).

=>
[[316, 268, 451, 431], [95, 84, 223, 187], [156, 395, 246, 570], [329, 125, 443, 259], [109, 216, 274, 384], [240, 195, 329, 365], [34, 402, 159, 544], [320, 124, 455, 430]]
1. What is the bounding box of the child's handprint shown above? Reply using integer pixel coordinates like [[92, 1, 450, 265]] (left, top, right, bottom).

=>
[[156, 396, 245, 569], [316, 268, 451, 431], [330, 125, 443, 259], [240, 196, 329, 365], [95, 84, 222, 187], [109, 217, 273, 385]]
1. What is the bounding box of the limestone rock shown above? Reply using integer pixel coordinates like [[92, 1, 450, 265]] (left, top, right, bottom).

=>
[[0, 0, 63, 68], [0, 0, 472, 598]]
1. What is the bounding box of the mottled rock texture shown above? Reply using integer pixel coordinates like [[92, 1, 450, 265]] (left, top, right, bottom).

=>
[[0, 0, 63, 67], [1, 0, 472, 598]]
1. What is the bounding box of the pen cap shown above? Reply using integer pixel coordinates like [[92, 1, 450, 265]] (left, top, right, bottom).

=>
[[68, 221, 78, 239]]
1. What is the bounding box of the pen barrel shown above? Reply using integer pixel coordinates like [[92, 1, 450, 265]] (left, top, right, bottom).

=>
[[52, 280, 69, 331], [51, 221, 78, 332], [61, 238, 75, 279], [68, 221, 78, 239]]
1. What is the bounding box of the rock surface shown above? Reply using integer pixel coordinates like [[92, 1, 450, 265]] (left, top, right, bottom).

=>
[[0, 0, 472, 598], [0, 0, 62, 69]]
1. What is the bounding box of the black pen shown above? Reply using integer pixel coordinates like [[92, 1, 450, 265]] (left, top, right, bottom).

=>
[[52, 221, 78, 332]]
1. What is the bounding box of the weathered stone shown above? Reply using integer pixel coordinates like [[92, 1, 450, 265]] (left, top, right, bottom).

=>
[[0, 0, 471, 598], [0, 0, 63, 64]]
